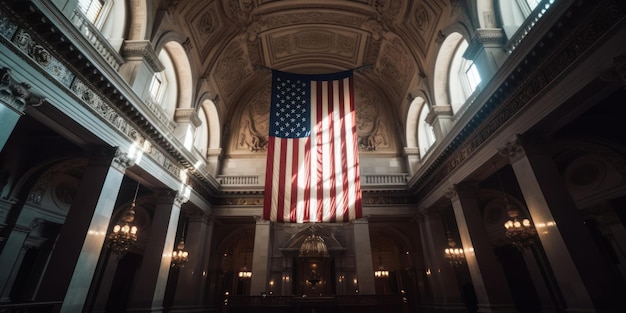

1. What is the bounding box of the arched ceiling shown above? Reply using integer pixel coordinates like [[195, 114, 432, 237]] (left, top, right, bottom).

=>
[[165, 0, 457, 145]]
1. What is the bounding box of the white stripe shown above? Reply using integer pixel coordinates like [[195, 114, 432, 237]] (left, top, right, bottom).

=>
[[295, 139, 307, 223], [309, 82, 318, 223], [320, 81, 332, 222], [270, 139, 282, 222], [332, 79, 345, 221], [342, 77, 358, 220], [283, 139, 293, 222]]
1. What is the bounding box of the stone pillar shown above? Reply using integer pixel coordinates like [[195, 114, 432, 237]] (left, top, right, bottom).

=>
[[128, 190, 186, 312], [90, 252, 123, 312], [36, 149, 133, 313], [205, 148, 222, 176], [353, 217, 375, 294], [403, 147, 420, 176], [118, 40, 163, 100], [426, 105, 454, 141], [0, 67, 44, 153], [463, 28, 508, 87], [173, 108, 202, 151], [418, 210, 464, 309], [502, 135, 625, 310], [448, 185, 516, 312], [173, 212, 212, 306], [250, 217, 271, 295]]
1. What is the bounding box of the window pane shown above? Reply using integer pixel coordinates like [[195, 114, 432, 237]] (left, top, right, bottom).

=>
[[78, 0, 104, 23]]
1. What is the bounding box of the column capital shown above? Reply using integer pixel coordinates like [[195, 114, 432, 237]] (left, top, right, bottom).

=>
[[444, 185, 457, 200], [0, 67, 44, 113], [112, 148, 136, 171], [174, 108, 202, 127], [498, 136, 526, 163]]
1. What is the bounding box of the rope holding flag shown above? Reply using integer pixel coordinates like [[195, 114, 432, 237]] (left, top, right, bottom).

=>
[[263, 70, 363, 223]]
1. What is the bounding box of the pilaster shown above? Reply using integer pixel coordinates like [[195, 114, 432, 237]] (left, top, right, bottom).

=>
[[353, 217, 375, 294], [502, 135, 626, 310], [36, 148, 132, 313], [250, 217, 271, 295], [447, 185, 516, 312], [128, 190, 186, 313]]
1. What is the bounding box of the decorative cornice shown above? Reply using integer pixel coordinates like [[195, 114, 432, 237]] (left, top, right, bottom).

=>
[[174, 108, 202, 127], [120, 40, 164, 72], [463, 28, 506, 60]]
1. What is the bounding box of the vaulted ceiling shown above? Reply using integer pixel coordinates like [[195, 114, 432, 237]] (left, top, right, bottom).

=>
[[165, 0, 460, 141]]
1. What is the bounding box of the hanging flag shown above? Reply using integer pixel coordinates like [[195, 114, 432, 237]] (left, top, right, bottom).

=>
[[263, 70, 363, 223]]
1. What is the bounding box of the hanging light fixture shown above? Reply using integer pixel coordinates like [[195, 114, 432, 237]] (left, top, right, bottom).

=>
[[374, 255, 389, 278], [171, 219, 189, 268], [106, 182, 140, 255], [495, 165, 538, 249], [299, 226, 329, 258], [443, 232, 465, 266], [238, 255, 252, 278]]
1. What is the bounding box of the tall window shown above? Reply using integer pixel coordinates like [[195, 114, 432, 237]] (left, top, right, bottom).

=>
[[78, 0, 104, 24], [149, 72, 165, 103]]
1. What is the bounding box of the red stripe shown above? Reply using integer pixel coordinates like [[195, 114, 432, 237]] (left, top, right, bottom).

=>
[[290, 140, 299, 222], [349, 76, 363, 219], [263, 138, 276, 220], [338, 79, 349, 222], [327, 81, 337, 222], [276, 137, 288, 223], [303, 137, 311, 222], [316, 81, 324, 223]]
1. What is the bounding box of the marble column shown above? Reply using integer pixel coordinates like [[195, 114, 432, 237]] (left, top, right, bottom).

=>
[[128, 190, 186, 312], [448, 184, 516, 313], [250, 217, 271, 295], [502, 135, 625, 310], [353, 217, 375, 294], [90, 252, 122, 312], [418, 210, 464, 310], [36, 148, 133, 313], [118, 40, 164, 100], [173, 212, 212, 306]]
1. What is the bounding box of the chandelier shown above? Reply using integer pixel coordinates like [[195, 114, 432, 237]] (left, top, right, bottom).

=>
[[374, 255, 389, 278], [171, 219, 189, 268], [106, 182, 139, 255], [495, 165, 538, 249], [504, 200, 538, 249], [443, 233, 465, 266], [238, 255, 252, 278], [299, 227, 329, 258]]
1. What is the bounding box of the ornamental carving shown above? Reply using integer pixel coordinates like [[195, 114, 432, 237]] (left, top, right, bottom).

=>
[[378, 37, 413, 96], [354, 83, 391, 151], [236, 85, 270, 152], [0, 67, 44, 112], [214, 41, 252, 96]]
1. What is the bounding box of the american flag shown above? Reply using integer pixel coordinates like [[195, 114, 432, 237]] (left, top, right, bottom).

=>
[[263, 70, 363, 223]]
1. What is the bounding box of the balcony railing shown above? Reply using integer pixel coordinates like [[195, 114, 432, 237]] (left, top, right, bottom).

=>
[[505, 0, 556, 53], [69, 9, 124, 70], [218, 174, 408, 189]]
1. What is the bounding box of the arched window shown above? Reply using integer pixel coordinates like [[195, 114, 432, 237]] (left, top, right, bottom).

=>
[[194, 106, 209, 157], [417, 104, 436, 157], [448, 39, 480, 114]]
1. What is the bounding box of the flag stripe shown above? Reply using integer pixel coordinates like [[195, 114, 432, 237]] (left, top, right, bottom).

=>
[[264, 70, 362, 223]]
